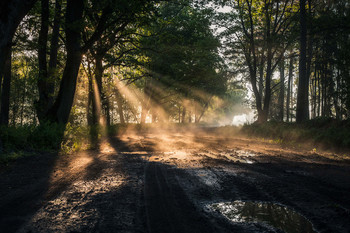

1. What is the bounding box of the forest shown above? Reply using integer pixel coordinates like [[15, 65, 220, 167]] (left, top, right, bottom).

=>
[[0, 0, 350, 233], [0, 0, 349, 152]]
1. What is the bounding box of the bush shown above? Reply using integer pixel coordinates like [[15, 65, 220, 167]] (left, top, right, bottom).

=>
[[0, 123, 91, 158]]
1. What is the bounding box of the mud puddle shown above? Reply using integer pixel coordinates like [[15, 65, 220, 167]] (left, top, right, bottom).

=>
[[222, 150, 256, 164], [207, 201, 316, 233]]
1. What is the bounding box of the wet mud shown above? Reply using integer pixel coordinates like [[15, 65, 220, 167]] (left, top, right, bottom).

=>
[[0, 129, 349, 232]]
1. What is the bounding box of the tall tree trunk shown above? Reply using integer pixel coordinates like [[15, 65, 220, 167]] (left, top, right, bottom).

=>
[[87, 75, 93, 125], [260, 4, 273, 124], [36, 0, 49, 122], [48, 0, 61, 71], [312, 66, 317, 119], [105, 99, 111, 126], [87, 74, 98, 125], [20, 69, 27, 125], [258, 62, 264, 101], [261, 45, 273, 123], [335, 70, 341, 120], [296, 0, 309, 122], [317, 67, 320, 117], [322, 74, 325, 116], [36, 0, 62, 123], [251, 72, 264, 123], [116, 93, 125, 124], [278, 58, 285, 121], [47, 0, 83, 124], [0, 46, 12, 125], [181, 106, 186, 123], [140, 105, 147, 124], [286, 57, 294, 122], [93, 55, 104, 124], [152, 111, 157, 123], [305, 0, 313, 120]]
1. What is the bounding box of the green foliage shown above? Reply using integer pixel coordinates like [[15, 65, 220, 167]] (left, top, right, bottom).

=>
[[141, 1, 226, 97], [0, 123, 90, 162], [0, 151, 34, 165], [242, 118, 350, 149], [60, 123, 89, 154]]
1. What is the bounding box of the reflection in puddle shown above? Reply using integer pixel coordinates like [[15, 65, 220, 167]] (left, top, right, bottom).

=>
[[223, 150, 256, 164], [236, 150, 256, 157], [208, 201, 316, 233], [121, 151, 149, 155]]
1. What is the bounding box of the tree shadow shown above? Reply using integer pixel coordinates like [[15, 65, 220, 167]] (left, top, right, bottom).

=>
[[0, 151, 59, 233]]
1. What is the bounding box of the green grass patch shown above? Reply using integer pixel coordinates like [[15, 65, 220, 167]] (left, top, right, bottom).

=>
[[0, 122, 90, 162]]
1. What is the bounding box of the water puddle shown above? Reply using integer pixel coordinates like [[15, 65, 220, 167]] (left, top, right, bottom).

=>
[[207, 201, 316, 233], [121, 151, 149, 155], [223, 150, 256, 164], [236, 150, 256, 157]]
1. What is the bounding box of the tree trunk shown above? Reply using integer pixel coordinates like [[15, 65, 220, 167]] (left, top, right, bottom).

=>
[[46, 0, 83, 124], [36, 0, 49, 122], [87, 75, 93, 125], [258, 62, 264, 101], [250, 71, 263, 123], [92, 55, 104, 124], [116, 93, 125, 124], [286, 57, 294, 122], [317, 67, 320, 117], [278, 58, 285, 122], [181, 106, 186, 123], [261, 6, 273, 123], [0, 46, 12, 125], [262, 45, 273, 123], [335, 70, 341, 120], [87, 74, 98, 126], [20, 69, 27, 125], [257, 109, 268, 123], [48, 0, 62, 71], [304, 0, 313, 120], [152, 112, 157, 123], [296, 0, 309, 123], [140, 105, 147, 124], [312, 66, 317, 119], [36, 0, 62, 123], [105, 99, 111, 126]]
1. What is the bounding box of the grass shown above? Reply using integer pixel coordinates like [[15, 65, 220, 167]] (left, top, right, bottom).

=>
[[0, 151, 36, 164], [241, 117, 350, 150], [0, 122, 89, 164]]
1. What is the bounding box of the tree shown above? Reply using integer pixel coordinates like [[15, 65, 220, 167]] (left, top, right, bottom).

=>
[[140, 1, 226, 123], [296, 0, 309, 122], [219, 0, 298, 123], [277, 57, 285, 121], [42, 0, 159, 124], [0, 0, 38, 125], [36, 0, 62, 123]]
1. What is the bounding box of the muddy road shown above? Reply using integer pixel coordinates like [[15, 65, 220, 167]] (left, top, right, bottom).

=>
[[0, 129, 350, 233]]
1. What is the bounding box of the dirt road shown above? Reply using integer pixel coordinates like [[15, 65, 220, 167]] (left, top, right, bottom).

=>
[[0, 129, 349, 232]]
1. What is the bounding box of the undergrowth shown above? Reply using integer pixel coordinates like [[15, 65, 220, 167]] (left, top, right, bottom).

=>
[[0, 123, 90, 163], [241, 117, 350, 150]]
